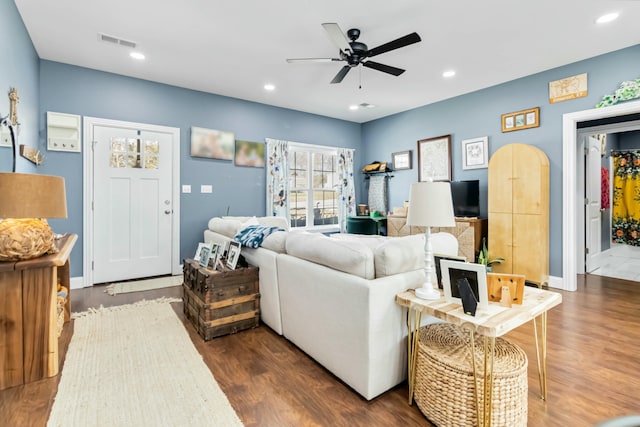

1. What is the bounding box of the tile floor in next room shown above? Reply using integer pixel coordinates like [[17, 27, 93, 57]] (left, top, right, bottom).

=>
[[589, 251, 640, 282]]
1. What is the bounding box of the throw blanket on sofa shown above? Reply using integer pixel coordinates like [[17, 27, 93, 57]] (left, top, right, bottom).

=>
[[235, 225, 285, 248]]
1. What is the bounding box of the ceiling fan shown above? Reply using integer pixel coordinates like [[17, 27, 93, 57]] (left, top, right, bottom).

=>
[[286, 23, 421, 84]]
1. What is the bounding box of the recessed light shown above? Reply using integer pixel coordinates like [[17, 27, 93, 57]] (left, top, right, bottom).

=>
[[443, 70, 456, 78], [596, 12, 619, 24], [349, 105, 359, 111], [264, 84, 275, 91], [130, 52, 145, 60]]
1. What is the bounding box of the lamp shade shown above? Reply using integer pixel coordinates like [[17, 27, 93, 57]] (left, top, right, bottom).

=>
[[0, 172, 67, 218], [406, 181, 455, 227]]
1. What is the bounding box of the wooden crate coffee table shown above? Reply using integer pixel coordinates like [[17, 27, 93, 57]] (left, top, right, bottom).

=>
[[182, 259, 259, 340]]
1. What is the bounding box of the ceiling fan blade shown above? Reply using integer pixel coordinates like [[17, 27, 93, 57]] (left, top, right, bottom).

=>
[[286, 58, 342, 63], [363, 61, 405, 76], [322, 23, 352, 54], [330, 66, 352, 84], [367, 32, 421, 58]]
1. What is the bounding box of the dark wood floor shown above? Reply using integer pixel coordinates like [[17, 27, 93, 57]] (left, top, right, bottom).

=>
[[1, 274, 639, 426]]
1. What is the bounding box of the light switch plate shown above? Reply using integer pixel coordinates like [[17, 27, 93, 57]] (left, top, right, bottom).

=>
[[201, 185, 213, 193], [182, 185, 191, 193]]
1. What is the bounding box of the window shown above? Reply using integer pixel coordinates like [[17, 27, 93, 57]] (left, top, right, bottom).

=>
[[288, 144, 339, 229], [110, 137, 159, 169]]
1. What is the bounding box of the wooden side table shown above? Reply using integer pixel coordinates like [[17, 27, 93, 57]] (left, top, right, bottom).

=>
[[0, 234, 77, 390], [396, 286, 561, 427]]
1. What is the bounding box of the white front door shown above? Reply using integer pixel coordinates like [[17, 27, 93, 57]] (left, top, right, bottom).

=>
[[585, 135, 603, 273], [92, 124, 174, 284]]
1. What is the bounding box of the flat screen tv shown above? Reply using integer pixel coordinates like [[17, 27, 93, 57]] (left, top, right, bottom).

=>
[[450, 180, 480, 218]]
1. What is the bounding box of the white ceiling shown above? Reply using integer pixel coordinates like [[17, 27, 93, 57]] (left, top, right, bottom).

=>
[[14, 0, 640, 123]]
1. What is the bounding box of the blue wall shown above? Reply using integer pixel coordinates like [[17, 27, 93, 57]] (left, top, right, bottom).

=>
[[361, 44, 640, 277], [4, 0, 640, 280], [38, 61, 362, 277], [0, 0, 39, 173]]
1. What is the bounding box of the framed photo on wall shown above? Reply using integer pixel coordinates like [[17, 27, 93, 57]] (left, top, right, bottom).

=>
[[392, 150, 412, 170], [190, 126, 235, 160], [501, 107, 540, 132], [234, 140, 265, 167], [417, 135, 452, 181], [461, 136, 489, 170]]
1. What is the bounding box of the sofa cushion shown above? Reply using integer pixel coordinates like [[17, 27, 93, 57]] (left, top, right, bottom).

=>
[[260, 231, 288, 253], [208, 217, 243, 238], [374, 235, 424, 278], [285, 232, 375, 279]]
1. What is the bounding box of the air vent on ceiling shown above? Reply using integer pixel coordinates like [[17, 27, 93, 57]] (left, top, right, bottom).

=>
[[98, 33, 137, 49]]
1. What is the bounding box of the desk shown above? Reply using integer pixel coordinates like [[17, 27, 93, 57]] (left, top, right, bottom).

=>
[[0, 234, 77, 390], [396, 286, 562, 427]]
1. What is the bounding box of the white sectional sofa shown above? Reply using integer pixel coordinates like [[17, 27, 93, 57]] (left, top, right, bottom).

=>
[[203, 216, 458, 400]]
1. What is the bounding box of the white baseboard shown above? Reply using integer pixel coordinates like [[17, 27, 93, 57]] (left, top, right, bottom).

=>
[[70, 276, 86, 289], [548, 275, 564, 290]]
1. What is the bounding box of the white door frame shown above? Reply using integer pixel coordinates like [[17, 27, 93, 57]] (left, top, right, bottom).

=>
[[563, 100, 640, 291], [82, 117, 181, 287]]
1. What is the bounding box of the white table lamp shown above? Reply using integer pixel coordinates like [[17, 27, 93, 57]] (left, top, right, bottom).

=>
[[406, 180, 456, 299]]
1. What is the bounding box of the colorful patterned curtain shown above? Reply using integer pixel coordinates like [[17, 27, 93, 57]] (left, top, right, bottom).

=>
[[265, 138, 289, 219], [337, 148, 356, 233], [612, 150, 640, 246]]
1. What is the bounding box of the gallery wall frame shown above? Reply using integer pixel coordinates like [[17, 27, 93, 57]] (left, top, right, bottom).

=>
[[392, 150, 412, 170], [461, 136, 489, 170], [501, 107, 540, 133], [190, 126, 234, 160], [235, 140, 265, 167], [417, 134, 451, 182]]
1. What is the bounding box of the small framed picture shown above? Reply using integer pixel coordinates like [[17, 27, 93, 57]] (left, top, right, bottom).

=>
[[226, 241, 242, 270], [194, 242, 212, 262], [461, 136, 489, 170], [198, 244, 213, 268], [501, 107, 540, 132], [392, 150, 412, 170], [434, 253, 467, 289], [208, 243, 222, 269], [441, 260, 488, 310]]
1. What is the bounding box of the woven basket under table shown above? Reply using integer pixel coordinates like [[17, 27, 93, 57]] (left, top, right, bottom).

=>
[[415, 323, 528, 427]]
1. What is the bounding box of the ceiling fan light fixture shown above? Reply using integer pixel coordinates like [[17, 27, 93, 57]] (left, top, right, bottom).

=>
[[264, 84, 276, 91], [596, 12, 619, 24], [443, 70, 456, 78]]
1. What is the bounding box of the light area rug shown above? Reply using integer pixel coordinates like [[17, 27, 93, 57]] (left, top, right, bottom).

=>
[[105, 275, 183, 295], [47, 298, 243, 427]]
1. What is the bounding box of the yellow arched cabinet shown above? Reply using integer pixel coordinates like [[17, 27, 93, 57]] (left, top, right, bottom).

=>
[[488, 143, 549, 286]]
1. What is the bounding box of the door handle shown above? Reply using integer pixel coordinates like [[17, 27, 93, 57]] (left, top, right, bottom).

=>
[[164, 210, 171, 215]]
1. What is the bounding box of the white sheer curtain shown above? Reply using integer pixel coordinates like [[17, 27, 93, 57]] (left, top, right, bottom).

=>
[[337, 148, 356, 233], [265, 138, 289, 219]]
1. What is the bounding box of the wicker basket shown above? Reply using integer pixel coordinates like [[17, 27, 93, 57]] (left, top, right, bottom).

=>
[[414, 323, 528, 427]]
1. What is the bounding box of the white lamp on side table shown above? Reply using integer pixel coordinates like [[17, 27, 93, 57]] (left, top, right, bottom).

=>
[[407, 180, 456, 300]]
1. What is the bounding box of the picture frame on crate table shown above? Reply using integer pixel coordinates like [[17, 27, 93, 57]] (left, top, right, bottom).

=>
[[208, 243, 222, 270], [226, 241, 242, 270], [198, 245, 213, 268], [194, 242, 212, 261]]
